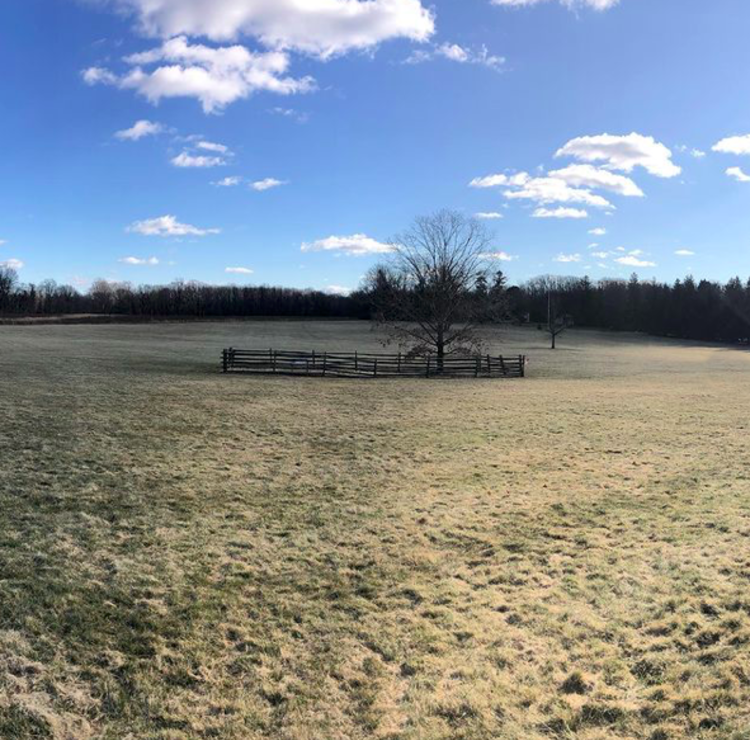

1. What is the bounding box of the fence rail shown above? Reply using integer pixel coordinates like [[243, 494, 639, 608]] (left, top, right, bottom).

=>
[[221, 348, 526, 379]]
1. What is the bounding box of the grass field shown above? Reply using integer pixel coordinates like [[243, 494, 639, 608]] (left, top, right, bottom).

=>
[[1, 321, 749, 740]]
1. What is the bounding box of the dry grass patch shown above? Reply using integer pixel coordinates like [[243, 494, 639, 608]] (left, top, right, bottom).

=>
[[1, 322, 749, 739]]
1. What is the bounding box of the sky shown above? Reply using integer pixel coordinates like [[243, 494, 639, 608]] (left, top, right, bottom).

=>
[[1, 0, 750, 295]]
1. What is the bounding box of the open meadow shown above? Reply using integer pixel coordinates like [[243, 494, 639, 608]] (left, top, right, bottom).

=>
[[1, 321, 749, 740]]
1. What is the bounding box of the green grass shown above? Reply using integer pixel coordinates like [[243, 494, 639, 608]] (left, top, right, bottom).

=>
[[1, 322, 749, 739]]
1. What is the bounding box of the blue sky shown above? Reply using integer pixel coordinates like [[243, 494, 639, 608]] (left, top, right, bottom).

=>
[[1, 0, 749, 294]]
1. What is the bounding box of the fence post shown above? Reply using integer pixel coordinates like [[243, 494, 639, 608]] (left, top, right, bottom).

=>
[[355, 351, 358, 373], [222, 349, 229, 373], [520, 355, 526, 378], [312, 350, 316, 369], [426, 356, 431, 378], [374, 359, 378, 377], [323, 352, 327, 377], [475, 356, 480, 378], [499, 355, 507, 377], [397, 352, 402, 374], [272, 350, 277, 373], [486, 354, 491, 376]]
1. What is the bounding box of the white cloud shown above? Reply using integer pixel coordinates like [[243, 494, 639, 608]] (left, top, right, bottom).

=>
[[270, 107, 310, 123], [591, 251, 610, 259], [250, 178, 287, 191], [0, 258, 24, 270], [615, 255, 656, 268], [555, 133, 681, 178], [675, 249, 695, 256], [212, 176, 242, 187], [301, 234, 392, 256], [533, 207, 589, 219], [713, 135, 750, 156], [474, 212, 504, 220], [110, 0, 435, 57], [548, 164, 644, 197], [554, 253, 582, 263], [491, 0, 619, 9], [480, 251, 517, 261], [690, 149, 706, 159], [325, 284, 353, 296], [406, 43, 505, 71], [509, 176, 612, 208], [225, 266, 254, 274], [119, 256, 160, 265], [197, 141, 230, 153], [469, 172, 529, 189], [172, 151, 227, 168], [127, 215, 220, 237], [84, 36, 316, 113], [82, 66, 118, 85], [589, 227, 607, 236], [726, 166, 750, 183], [115, 119, 165, 140]]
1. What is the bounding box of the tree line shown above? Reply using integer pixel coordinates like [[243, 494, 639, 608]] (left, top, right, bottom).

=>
[[0, 272, 361, 319], [2, 261, 750, 346]]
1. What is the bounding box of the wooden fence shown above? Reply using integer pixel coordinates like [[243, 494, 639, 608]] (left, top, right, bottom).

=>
[[221, 349, 526, 379]]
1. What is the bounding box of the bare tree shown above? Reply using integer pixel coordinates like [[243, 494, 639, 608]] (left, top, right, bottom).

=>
[[526, 276, 573, 349], [365, 210, 507, 366], [0, 266, 18, 313]]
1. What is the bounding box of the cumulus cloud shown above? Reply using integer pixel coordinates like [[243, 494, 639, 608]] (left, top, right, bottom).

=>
[[533, 207, 589, 219], [108, 0, 435, 57], [589, 227, 607, 236], [615, 254, 656, 268], [119, 256, 160, 265], [301, 234, 392, 256], [115, 119, 166, 140], [0, 258, 24, 270], [83, 36, 315, 113], [479, 251, 516, 261], [270, 107, 310, 123], [555, 133, 681, 178], [471, 171, 612, 210], [82, 66, 118, 85], [406, 43, 505, 71], [726, 166, 750, 183], [713, 134, 750, 156], [547, 164, 644, 197], [675, 249, 695, 256], [474, 212, 504, 220], [491, 0, 619, 9], [225, 266, 254, 274], [127, 215, 220, 237], [250, 178, 287, 191]]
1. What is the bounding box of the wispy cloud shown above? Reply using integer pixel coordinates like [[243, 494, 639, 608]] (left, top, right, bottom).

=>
[[406, 43, 505, 72], [250, 178, 287, 191], [474, 212, 504, 220], [115, 119, 166, 141], [119, 256, 160, 265], [225, 266, 254, 274], [0, 258, 24, 270], [127, 215, 220, 237], [533, 207, 589, 219]]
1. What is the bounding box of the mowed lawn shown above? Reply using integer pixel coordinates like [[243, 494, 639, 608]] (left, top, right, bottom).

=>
[[1, 322, 749, 740]]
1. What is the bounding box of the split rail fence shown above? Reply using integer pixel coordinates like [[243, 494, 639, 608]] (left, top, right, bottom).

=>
[[221, 349, 526, 379]]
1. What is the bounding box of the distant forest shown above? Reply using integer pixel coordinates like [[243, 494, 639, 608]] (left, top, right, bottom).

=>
[[2, 266, 750, 344]]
